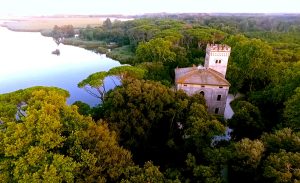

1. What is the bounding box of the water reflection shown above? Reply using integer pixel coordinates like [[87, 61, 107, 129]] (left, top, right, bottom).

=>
[[0, 27, 120, 106]]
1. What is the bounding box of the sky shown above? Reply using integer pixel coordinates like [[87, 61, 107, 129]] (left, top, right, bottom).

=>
[[0, 0, 300, 16]]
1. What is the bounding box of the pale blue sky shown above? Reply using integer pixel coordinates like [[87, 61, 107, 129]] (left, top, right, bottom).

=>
[[1, 0, 300, 16]]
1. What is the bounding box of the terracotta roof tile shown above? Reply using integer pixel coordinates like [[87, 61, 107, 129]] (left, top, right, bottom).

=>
[[175, 66, 230, 86]]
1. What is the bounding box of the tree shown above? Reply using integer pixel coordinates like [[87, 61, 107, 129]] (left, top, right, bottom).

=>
[[103, 79, 184, 151], [137, 62, 172, 85], [107, 65, 146, 82], [102, 18, 112, 29], [283, 87, 300, 130], [136, 38, 176, 63], [232, 138, 265, 171], [103, 79, 210, 166], [172, 93, 226, 182], [51, 25, 75, 44], [0, 87, 133, 182], [184, 103, 225, 152], [261, 128, 300, 154], [78, 71, 108, 103], [72, 121, 133, 182], [229, 138, 265, 183], [229, 101, 263, 140], [121, 161, 165, 183], [225, 35, 275, 92], [78, 66, 146, 103], [72, 101, 91, 116], [227, 62, 244, 96], [263, 150, 300, 183], [185, 153, 223, 183]]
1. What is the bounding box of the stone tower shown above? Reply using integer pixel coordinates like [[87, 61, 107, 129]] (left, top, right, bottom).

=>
[[204, 44, 231, 77]]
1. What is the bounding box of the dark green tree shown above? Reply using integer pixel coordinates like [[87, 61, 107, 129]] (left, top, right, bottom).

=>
[[283, 87, 300, 130], [229, 101, 263, 140]]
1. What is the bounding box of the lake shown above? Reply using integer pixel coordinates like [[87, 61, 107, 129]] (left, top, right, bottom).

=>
[[0, 27, 121, 106]]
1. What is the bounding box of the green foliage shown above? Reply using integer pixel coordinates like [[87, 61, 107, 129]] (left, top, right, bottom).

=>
[[228, 138, 265, 183], [77, 66, 146, 103], [136, 38, 176, 63], [263, 150, 300, 183], [103, 79, 215, 167], [103, 79, 185, 150], [78, 71, 108, 102], [228, 128, 300, 183], [283, 87, 300, 130], [72, 121, 133, 182], [72, 101, 91, 116], [186, 153, 223, 183], [225, 35, 275, 92], [108, 65, 146, 81], [121, 161, 165, 183], [0, 86, 69, 122], [106, 45, 136, 64], [232, 138, 265, 171], [229, 100, 263, 140], [0, 87, 133, 182], [137, 62, 173, 85], [261, 128, 300, 154], [184, 102, 225, 151], [184, 28, 226, 48]]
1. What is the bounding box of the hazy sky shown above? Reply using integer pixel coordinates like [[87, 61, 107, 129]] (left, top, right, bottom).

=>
[[1, 0, 300, 16]]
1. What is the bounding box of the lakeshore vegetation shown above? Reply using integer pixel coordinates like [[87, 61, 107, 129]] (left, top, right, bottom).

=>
[[1, 14, 300, 182]]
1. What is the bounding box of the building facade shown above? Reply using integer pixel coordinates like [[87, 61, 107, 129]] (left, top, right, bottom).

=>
[[175, 44, 231, 115]]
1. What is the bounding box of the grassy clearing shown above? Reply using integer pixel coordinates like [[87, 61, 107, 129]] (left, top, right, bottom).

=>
[[3, 17, 104, 31], [62, 38, 108, 54], [106, 45, 136, 64]]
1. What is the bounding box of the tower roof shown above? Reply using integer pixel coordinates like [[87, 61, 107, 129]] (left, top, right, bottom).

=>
[[206, 44, 231, 52], [175, 66, 230, 86]]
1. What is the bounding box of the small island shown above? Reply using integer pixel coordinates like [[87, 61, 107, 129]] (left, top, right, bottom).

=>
[[51, 48, 60, 55]]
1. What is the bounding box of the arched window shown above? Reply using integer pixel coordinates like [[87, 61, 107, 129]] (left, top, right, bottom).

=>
[[215, 108, 219, 114], [215, 60, 218, 63], [219, 60, 221, 63], [200, 91, 205, 96]]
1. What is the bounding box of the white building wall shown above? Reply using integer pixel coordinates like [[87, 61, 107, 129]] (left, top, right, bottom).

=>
[[204, 45, 231, 76], [177, 84, 229, 115]]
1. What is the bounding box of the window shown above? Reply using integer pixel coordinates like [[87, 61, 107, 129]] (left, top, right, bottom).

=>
[[215, 60, 218, 63], [219, 86, 223, 88], [201, 85, 205, 87], [215, 108, 219, 114], [218, 60, 221, 63], [200, 91, 205, 96], [183, 84, 187, 87], [217, 95, 221, 101]]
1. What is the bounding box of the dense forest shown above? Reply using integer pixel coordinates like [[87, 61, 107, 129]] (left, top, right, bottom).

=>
[[1, 14, 300, 182]]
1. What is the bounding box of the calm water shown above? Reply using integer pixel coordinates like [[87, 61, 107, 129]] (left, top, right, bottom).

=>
[[0, 27, 120, 106]]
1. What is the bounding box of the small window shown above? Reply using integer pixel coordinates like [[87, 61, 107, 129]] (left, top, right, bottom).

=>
[[217, 95, 221, 101], [201, 85, 205, 88], [218, 60, 221, 63], [200, 91, 205, 96], [215, 60, 218, 63], [215, 108, 219, 114], [183, 84, 187, 87], [219, 86, 223, 88]]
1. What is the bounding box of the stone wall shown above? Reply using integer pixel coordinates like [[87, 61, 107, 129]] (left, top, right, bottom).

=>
[[177, 83, 229, 115]]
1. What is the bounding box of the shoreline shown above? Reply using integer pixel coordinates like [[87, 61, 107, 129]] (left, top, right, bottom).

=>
[[1, 18, 134, 64]]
